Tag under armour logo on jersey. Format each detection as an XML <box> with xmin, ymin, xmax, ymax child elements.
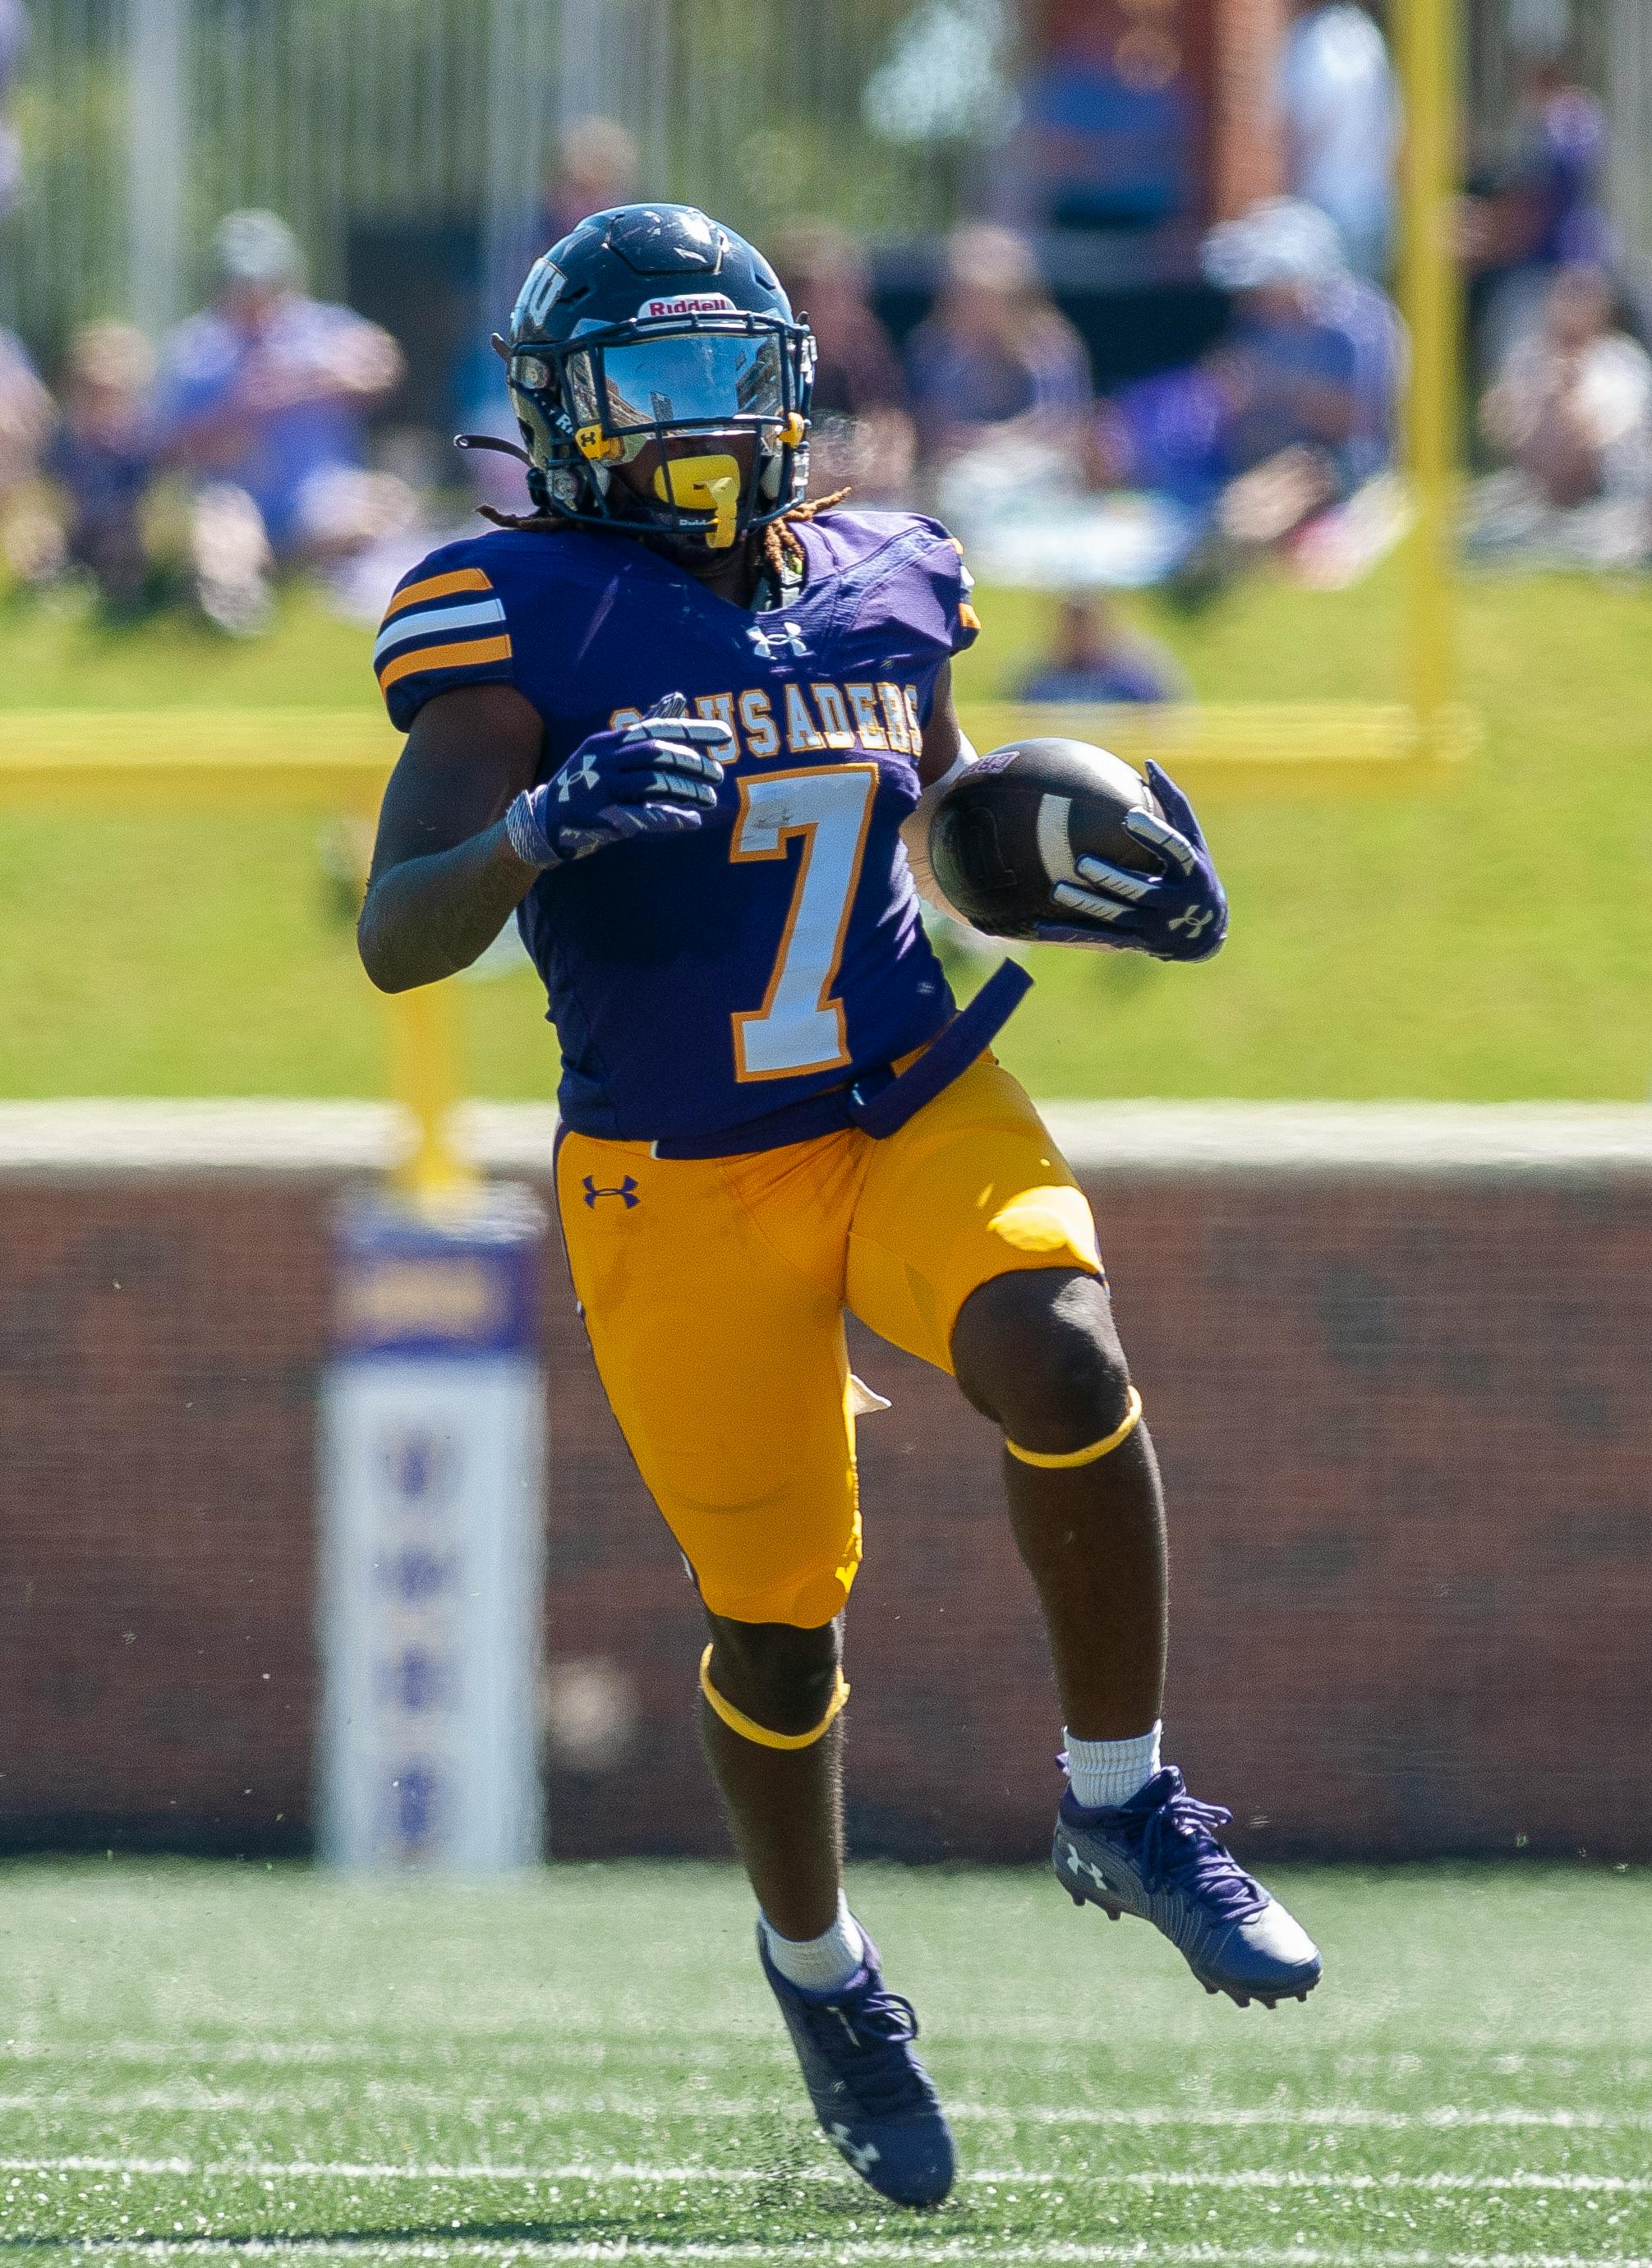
<box><xmin>828</xmin><ymin>2122</ymin><xmax>881</xmax><ymax>2174</ymax></box>
<box><xmin>582</xmin><ymin>1175</ymin><xmax>640</xmax><ymax>1209</ymax></box>
<box><xmin>1169</xmin><ymin>905</ymin><xmax>1217</xmax><ymax>942</ymax></box>
<box><xmin>747</xmin><ymin>619</ymin><xmax>809</xmax><ymax>660</ymax></box>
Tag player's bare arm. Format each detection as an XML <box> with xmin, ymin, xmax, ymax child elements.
<box><xmin>917</xmin><ymin>659</ymin><xmax>964</xmax><ymax>787</ymax></box>
<box><xmin>357</xmin><ymin>683</ymin><xmax>543</xmax><ymax>993</ymax></box>
<box><xmin>359</xmin><ymin>683</ymin><xmax>734</xmax><ymax>992</ymax></box>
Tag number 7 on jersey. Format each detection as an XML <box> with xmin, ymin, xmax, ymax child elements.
<box><xmin>730</xmin><ymin>765</ymin><xmax>878</xmax><ymax>1081</ymax></box>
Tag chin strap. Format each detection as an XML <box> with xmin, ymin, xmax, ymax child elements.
<box><xmin>699</xmin><ymin>1645</ymin><xmax>850</xmax><ymax>1750</ymax></box>
<box><xmin>1006</xmin><ymin>1387</ymin><xmax>1144</xmax><ymax>1470</ymax></box>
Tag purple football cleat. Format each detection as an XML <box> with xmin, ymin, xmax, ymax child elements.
<box><xmin>758</xmin><ymin>1923</ymin><xmax>955</xmax><ymax>2207</ymax></box>
<box><xmin>1055</xmin><ymin>1766</ymin><xmax>1323</xmax><ymax>2008</ymax></box>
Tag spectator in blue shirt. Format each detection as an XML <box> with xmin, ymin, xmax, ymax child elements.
<box><xmin>907</xmin><ymin>225</ymin><xmax>1093</xmax><ymax>467</ymax></box>
<box><xmin>156</xmin><ymin>210</ymin><xmax>405</xmax><ymax>629</ymax></box>
<box><xmin>41</xmin><ymin>320</ymin><xmax>163</xmax><ymax>610</ymax></box>
<box><xmin>1200</xmin><ymin>196</ymin><xmax>1401</xmax><ymax>490</ymax></box>
<box><xmin>159</xmin><ymin>211</ymin><xmax>404</xmax><ymax>562</ymax></box>
<box><xmin>1018</xmin><ymin>595</ymin><xmax>1189</xmax><ymax>706</ymax></box>
<box><xmin>1461</xmin><ymin>53</ymin><xmax>1615</xmax><ymax>379</ymax></box>
<box><xmin>1095</xmin><ymin>198</ymin><xmax>1403</xmax><ymax>587</ymax></box>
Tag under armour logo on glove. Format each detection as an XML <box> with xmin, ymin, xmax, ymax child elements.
<box><xmin>582</xmin><ymin>1175</ymin><xmax>640</xmax><ymax>1209</ymax></box>
<box><xmin>1035</xmin><ymin>761</ymin><xmax>1228</xmax><ymax>963</ymax></box>
<box><xmin>556</xmin><ymin>746</ymin><xmax>605</xmax><ymax>803</ymax></box>
<box><xmin>504</xmin><ymin>694</ymin><xmax>734</xmax><ymax>872</ymax></box>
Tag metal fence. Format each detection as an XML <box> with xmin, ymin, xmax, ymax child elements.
<box><xmin>1</xmin><ymin>0</ymin><xmax>1008</xmax><ymax>355</ymax></box>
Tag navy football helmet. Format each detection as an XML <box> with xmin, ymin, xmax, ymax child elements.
<box><xmin>486</xmin><ymin>204</ymin><xmax>815</xmax><ymax>553</ymax></box>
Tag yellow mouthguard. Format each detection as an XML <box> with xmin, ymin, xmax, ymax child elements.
<box><xmin>653</xmin><ymin>453</ymin><xmax>742</xmax><ymax>550</ymax></box>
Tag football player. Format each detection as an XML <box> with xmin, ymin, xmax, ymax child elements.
<box><xmin>358</xmin><ymin>205</ymin><xmax>1321</xmax><ymax>2209</ymax></box>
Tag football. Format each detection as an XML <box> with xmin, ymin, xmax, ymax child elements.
<box><xmin>929</xmin><ymin>737</ymin><xmax>1167</xmax><ymax>941</ymax></box>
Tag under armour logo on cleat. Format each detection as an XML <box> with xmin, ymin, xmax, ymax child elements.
<box><xmin>829</xmin><ymin>2122</ymin><xmax>881</xmax><ymax>2174</ymax></box>
<box><xmin>1061</xmin><ymin>1842</ymin><xmax>1119</xmax><ymax>1893</ymax></box>
<box><xmin>582</xmin><ymin>1175</ymin><xmax>640</xmax><ymax>1209</ymax></box>
<box><xmin>1169</xmin><ymin>905</ymin><xmax>1217</xmax><ymax>941</ymax></box>
<box><xmin>748</xmin><ymin>619</ymin><xmax>810</xmax><ymax>661</ymax></box>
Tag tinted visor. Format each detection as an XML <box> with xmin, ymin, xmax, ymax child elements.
<box><xmin>570</xmin><ymin>331</ymin><xmax>785</xmax><ymax>434</ymax></box>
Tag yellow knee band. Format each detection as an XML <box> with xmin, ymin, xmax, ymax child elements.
<box><xmin>698</xmin><ymin>1645</ymin><xmax>850</xmax><ymax>1750</ymax></box>
<box><xmin>1005</xmin><ymin>1385</ymin><xmax>1144</xmax><ymax>1470</ymax></box>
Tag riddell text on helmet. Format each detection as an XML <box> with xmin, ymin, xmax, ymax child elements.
<box><xmin>637</xmin><ymin>292</ymin><xmax>739</xmax><ymax>320</ymax></box>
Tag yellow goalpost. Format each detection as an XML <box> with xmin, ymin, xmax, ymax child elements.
<box><xmin>0</xmin><ymin>0</ymin><xmax>1467</xmax><ymax>1203</ymax></box>
<box><xmin>1394</xmin><ymin>0</ymin><xmax>1464</xmax><ymax>744</ymax></box>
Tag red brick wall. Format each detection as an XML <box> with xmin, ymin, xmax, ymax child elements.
<box><xmin>2</xmin><ymin>1164</ymin><xmax>1649</xmax><ymax>1863</ymax></box>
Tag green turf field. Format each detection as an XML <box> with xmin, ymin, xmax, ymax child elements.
<box><xmin>2</xmin><ymin>565</ymin><xmax>1651</xmax><ymax>1102</ymax></box>
<box><xmin>1</xmin><ymin>1861</ymin><xmax>1648</xmax><ymax>2263</ymax></box>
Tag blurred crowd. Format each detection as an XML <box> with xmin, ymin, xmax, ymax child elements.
<box><xmin>1457</xmin><ymin>44</ymin><xmax>1652</xmax><ymax>571</ymax></box>
<box><xmin>0</xmin><ymin>209</ymin><xmax>410</xmax><ymax>632</ymax></box>
<box><xmin>0</xmin><ymin>0</ymin><xmax>1646</xmax><ymax>688</ymax></box>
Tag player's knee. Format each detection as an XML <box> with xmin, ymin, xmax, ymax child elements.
<box><xmin>703</xmin><ymin>1613</ymin><xmax>844</xmax><ymax>1739</ymax></box>
<box><xmin>950</xmin><ymin>1266</ymin><xmax>1133</xmax><ymax>1456</ymax></box>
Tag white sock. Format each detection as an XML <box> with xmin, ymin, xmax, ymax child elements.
<box><xmin>761</xmin><ymin>1893</ymin><xmax>866</xmax><ymax>1994</ymax></box>
<box><xmin>1065</xmin><ymin>1721</ymin><xmax>1162</xmax><ymax>1810</ymax></box>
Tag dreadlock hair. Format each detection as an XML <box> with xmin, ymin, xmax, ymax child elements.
<box><xmin>478</xmin><ymin>487</ymin><xmax>853</xmax><ymax>583</ymax></box>
<box><xmin>761</xmin><ymin>486</ymin><xmax>851</xmax><ymax>581</ymax></box>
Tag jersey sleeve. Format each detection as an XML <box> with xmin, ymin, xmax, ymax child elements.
<box><xmin>844</xmin><ymin>511</ymin><xmax>982</xmax><ymax>678</ymax></box>
<box><xmin>909</xmin><ymin>515</ymin><xmax>981</xmax><ymax>659</ymax></box>
<box><xmin>372</xmin><ymin>541</ymin><xmax>516</xmax><ymax>731</ymax></box>
<box><xmin>948</xmin><ymin>536</ymin><xmax>982</xmax><ymax>656</ymax></box>
<box><xmin>909</xmin><ymin>514</ymin><xmax>982</xmax><ymax>659</ymax></box>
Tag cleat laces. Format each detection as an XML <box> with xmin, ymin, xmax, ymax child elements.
<box><xmin>809</xmin><ymin>1986</ymin><xmax>929</xmax><ymax>2118</ymax></box>
<box><xmin>1132</xmin><ymin>1783</ymin><xmax>1269</xmax><ymax>1925</ymax></box>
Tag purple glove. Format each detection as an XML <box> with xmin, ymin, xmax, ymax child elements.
<box><xmin>1035</xmin><ymin>761</ymin><xmax>1228</xmax><ymax>962</ymax></box>
<box><xmin>505</xmin><ymin>696</ymin><xmax>733</xmax><ymax>871</ymax></box>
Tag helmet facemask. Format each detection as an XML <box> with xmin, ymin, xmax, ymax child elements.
<box><xmin>505</xmin><ymin>310</ymin><xmax>814</xmax><ymax>553</ymax></box>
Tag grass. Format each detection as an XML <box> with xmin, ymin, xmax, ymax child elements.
<box><xmin>2</xmin><ymin>564</ymin><xmax>1651</xmax><ymax>1101</ymax></box>
<box><xmin>0</xmin><ymin>1860</ymin><xmax>1649</xmax><ymax>2263</ymax></box>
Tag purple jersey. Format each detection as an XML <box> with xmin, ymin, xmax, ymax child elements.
<box><xmin>375</xmin><ymin>509</ymin><xmax>978</xmax><ymax>1143</ymax></box>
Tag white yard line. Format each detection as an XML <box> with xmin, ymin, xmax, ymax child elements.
<box><xmin>3</xmin><ymin>2155</ymin><xmax>1649</xmax><ymax>2196</ymax></box>
<box><xmin>1</xmin><ymin>2091</ymin><xmax>1647</xmax><ymax>2133</ymax></box>
<box><xmin>6</xmin><ymin>2038</ymin><xmax>1646</xmax><ymax>2081</ymax></box>
<box><xmin>1</xmin><ymin>2238</ymin><xmax>1645</xmax><ymax>2268</ymax></box>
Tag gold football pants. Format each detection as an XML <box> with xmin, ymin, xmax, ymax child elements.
<box><xmin>556</xmin><ymin>1053</ymin><xmax>1102</xmax><ymax>1628</ymax></box>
